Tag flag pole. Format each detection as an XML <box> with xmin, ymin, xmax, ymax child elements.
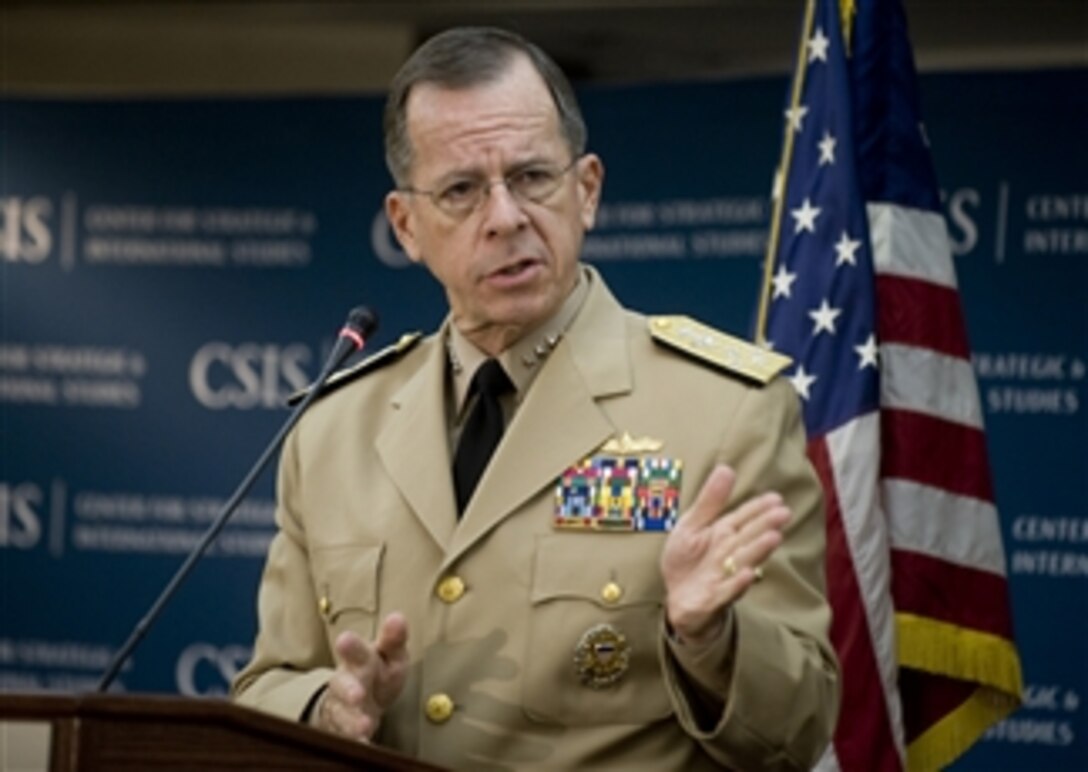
<box><xmin>755</xmin><ymin>0</ymin><xmax>819</xmax><ymax>346</ymax></box>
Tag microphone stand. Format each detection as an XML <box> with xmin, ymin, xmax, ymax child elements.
<box><xmin>96</xmin><ymin>308</ymin><xmax>377</xmax><ymax>692</ymax></box>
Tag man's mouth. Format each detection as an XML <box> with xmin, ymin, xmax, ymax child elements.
<box><xmin>499</xmin><ymin>259</ymin><xmax>534</xmax><ymax>275</ymax></box>
<box><xmin>488</xmin><ymin>258</ymin><xmax>541</xmax><ymax>279</ymax></box>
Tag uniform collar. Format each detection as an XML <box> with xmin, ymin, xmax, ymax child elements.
<box><xmin>447</xmin><ymin>266</ymin><xmax>591</xmax><ymax>416</ymax></box>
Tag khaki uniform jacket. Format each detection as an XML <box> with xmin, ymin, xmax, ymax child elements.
<box><xmin>233</xmin><ymin>271</ymin><xmax>839</xmax><ymax>771</ymax></box>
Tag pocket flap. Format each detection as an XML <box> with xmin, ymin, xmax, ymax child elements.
<box><xmin>530</xmin><ymin>534</ymin><xmax>664</xmax><ymax>607</ymax></box>
<box><xmin>311</xmin><ymin>542</ymin><xmax>384</xmax><ymax>621</ymax></box>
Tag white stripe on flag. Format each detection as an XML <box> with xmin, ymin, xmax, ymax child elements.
<box><xmin>814</xmin><ymin>743</ymin><xmax>843</xmax><ymax>772</ymax></box>
<box><xmin>826</xmin><ymin>413</ymin><xmax>907</xmax><ymax>757</ymax></box>
<box><xmin>881</xmin><ymin>343</ymin><xmax>984</xmax><ymax>429</ymax></box>
<box><xmin>884</xmin><ymin>478</ymin><xmax>1008</xmax><ymax>576</ymax></box>
<box><xmin>867</xmin><ymin>202</ymin><xmax>958</xmax><ymax>288</ymax></box>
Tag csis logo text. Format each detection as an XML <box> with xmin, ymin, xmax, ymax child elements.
<box><xmin>175</xmin><ymin>642</ymin><xmax>252</xmax><ymax>696</ymax></box>
<box><xmin>189</xmin><ymin>342</ymin><xmax>312</xmax><ymax>410</ymax></box>
<box><xmin>0</xmin><ymin>481</ymin><xmax>45</xmax><ymax>550</ymax></box>
<box><xmin>1</xmin><ymin>196</ymin><xmax>54</xmax><ymax>263</ymax></box>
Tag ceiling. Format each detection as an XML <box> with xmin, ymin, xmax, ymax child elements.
<box><xmin>2</xmin><ymin>1</ymin><xmax>1085</xmax><ymax>94</ymax></box>
<box><xmin>399</xmin><ymin>0</ymin><xmax>1088</xmax><ymax>80</ymax></box>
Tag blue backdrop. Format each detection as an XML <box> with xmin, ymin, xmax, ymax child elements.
<box><xmin>2</xmin><ymin>69</ymin><xmax>1085</xmax><ymax>769</ymax></box>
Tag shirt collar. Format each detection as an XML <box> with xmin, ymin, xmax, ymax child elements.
<box><xmin>447</xmin><ymin>266</ymin><xmax>591</xmax><ymax>415</ymax></box>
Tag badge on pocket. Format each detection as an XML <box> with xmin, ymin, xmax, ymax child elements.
<box><xmin>574</xmin><ymin>623</ymin><xmax>631</xmax><ymax>688</ymax></box>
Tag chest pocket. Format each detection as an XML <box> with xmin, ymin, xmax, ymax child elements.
<box><xmin>522</xmin><ymin>534</ymin><xmax>673</xmax><ymax>726</ymax></box>
<box><xmin>311</xmin><ymin>542</ymin><xmax>384</xmax><ymax>642</ymax></box>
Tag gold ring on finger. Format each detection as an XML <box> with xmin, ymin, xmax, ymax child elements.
<box><xmin>722</xmin><ymin>555</ymin><xmax>738</xmax><ymax>579</ymax></box>
<box><xmin>753</xmin><ymin>565</ymin><xmax>765</xmax><ymax>582</ymax></box>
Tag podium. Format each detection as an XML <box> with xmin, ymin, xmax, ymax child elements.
<box><xmin>0</xmin><ymin>693</ymin><xmax>446</xmax><ymax>771</ymax></box>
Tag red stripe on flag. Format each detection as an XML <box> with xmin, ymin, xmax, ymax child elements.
<box><xmin>891</xmin><ymin>549</ymin><xmax>1015</xmax><ymax>639</ymax></box>
<box><xmin>809</xmin><ymin>438</ymin><xmax>903</xmax><ymax>772</ymax></box>
<box><xmin>881</xmin><ymin>408</ymin><xmax>995</xmax><ymax>502</ymax></box>
<box><xmin>876</xmin><ymin>275</ymin><xmax>970</xmax><ymax>358</ymax></box>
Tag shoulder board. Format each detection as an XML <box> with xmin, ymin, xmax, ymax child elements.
<box><xmin>286</xmin><ymin>332</ymin><xmax>424</xmax><ymax>407</ymax></box>
<box><xmin>648</xmin><ymin>315</ymin><xmax>791</xmax><ymax>385</ymax></box>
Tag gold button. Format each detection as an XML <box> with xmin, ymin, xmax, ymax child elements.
<box><xmin>436</xmin><ymin>576</ymin><xmax>466</xmax><ymax>604</ymax></box>
<box><xmin>425</xmin><ymin>693</ymin><xmax>454</xmax><ymax>723</ymax></box>
<box><xmin>600</xmin><ymin>581</ymin><xmax>623</xmax><ymax>604</ymax></box>
<box><xmin>318</xmin><ymin>596</ymin><xmax>331</xmax><ymax>617</ymax></box>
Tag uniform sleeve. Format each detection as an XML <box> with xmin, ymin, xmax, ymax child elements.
<box><xmin>230</xmin><ymin>426</ymin><xmax>336</xmax><ymax>720</ymax></box>
<box><xmin>659</xmin><ymin>376</ymin><xmax>841</xmax><ymax>771</ymax></box>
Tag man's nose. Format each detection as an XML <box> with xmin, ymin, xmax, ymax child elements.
<box><xmin>481</xmin><ymin>181</ymin><xmax>529</xmax><ymax>235</ymax></box>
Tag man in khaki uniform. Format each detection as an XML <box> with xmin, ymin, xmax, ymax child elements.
<box><xmin>233</xmin><ymin>26</ymin><xmax>839</xmax><ymax>771</ymax></box>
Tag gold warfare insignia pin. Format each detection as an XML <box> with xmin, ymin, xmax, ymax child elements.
<box><xmin>599</xmin><ymin>432</ymin><xmax>664</xmax><ymax>455</ymax></box>
<box><xmin>574</xmin><ymin>623</ymin><xmax>631</xmax><ymax>689</ymax></box>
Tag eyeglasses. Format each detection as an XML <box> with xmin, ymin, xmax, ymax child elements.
<box><xmin>402</xmin><ymin>157</ymin><xmax>580</xmax><ymax>219</ymax></box>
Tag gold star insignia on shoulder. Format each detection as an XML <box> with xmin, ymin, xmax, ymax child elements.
<box><xmin>286</xmin><ymin>331</ymin><xmax>423</xmax><ymax>406</ymax></box>
<box><xmin>649</xmin><ymin>315</ymin><xmax>791</xmax><ymax>385</ymax></box>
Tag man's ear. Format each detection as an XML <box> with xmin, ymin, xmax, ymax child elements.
<box><xmin>385</xmin><ymin>191</ymin><xmax>423</xmax><ymax>264</ymax></box>
<box><xmin>576</xmin><ymin>154</ymin><xmax>605</xmax><ymax>231</ymax></box>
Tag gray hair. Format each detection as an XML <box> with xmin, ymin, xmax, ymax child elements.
<box><xmin>383</xmin><ymin>26</ymin><xmax>588</xmax><ymax>187</ymax></box>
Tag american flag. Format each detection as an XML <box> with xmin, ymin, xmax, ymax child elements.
<box><xmin>756</xmin><ymin>1</ymin><xmax>1023</xmax><ymax>769</ymax></box>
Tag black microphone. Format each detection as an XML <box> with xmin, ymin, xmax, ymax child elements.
<box><xmin>327</xmin><ymin>306</ymin><xmax>380</xmax><ymax>377</ymax></box>
<box><xmin>96</xmin><ymin>306</ymin><xmax>379</xmax><ymax>692</ymax></box>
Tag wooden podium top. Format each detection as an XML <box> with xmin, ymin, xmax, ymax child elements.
<box><xmin>0</xmin><ymin>692</ymin><xmax>447</xmax><ymax>771</ymax></box>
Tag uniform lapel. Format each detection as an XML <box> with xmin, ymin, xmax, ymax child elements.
<box><xmin>376</xmin><ymin>332</ymin><xmax>458</xmax><ymax>550</ymax></box>
<box><xmin>444</xmin><ymin>272</ymin><xmax>633</xmax><ymax>566</ymax></box>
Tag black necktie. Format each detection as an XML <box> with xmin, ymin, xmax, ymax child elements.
<box><xmin>453</xmin><ymin>359</ymin><xmax>513</xmax><ymax>515</ymax></box>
